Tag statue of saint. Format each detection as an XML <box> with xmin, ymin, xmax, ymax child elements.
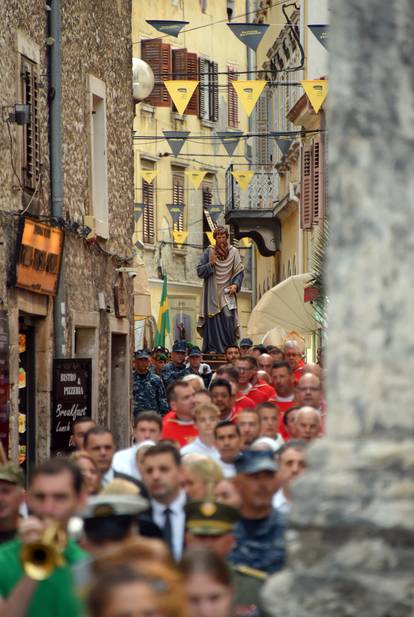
<box><xmin>197</xmin><ymin>226</ymin><xmax>244</xmax><ymax>353</ymax></box>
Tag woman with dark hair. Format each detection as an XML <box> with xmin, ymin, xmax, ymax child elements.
<box><xmin>180</xmin><ymin>547</ymin><xmax>234</xmax><ymax>617</ymax></box>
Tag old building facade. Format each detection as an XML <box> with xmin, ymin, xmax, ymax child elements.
<box><xmin>0</xmin><ymin>0</ymin><xmax>134</xmax><ymax>471</ymax></box>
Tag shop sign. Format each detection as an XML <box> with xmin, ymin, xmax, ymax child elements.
<box><xmin>51</xmin><ymin>358</ymin><xmax>91</xmax><ymax>454</ymax></box>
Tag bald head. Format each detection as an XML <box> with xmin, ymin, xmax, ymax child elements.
<box><xmin>257</xmin><ymin>353</ymin><xmax>273</xmax><ymax>376</ymax></box>
<box><xmin>301</xmin><ymin>363</ymin><xmax>322</xmax><ymax>379</ymax></box>
<box><xmin>296</xmin><ymin>373</ymin><xmax>322</xmax><ymax>408</ymax></box>
<box><xmin>294</xmin><ymin>407</ymin><xmax>321</xmax><ymax>442</ymax></box>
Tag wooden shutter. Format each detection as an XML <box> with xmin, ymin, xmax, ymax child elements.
<box><xmin>186</xmin><ymin>52</ymin><xmax>199</xmax><ymax>116</ymax></box>
<box><xmin>141</xmin><ymin>39</ymin><xmax>171</xmax><ymax>107</ymax></box>
<box><xmin>142</xmin><ymin>179</ymin><xmax>155</xmax><ymax>244</ymax></box>
<box><xmin>172</xmin><ymin>48</ymin><xmax>187</xmax><ymax>113</ymax></box>
<box><xmin>199</xmin><ymin>57</ymin><xmax>208</xmax><ymax>119</ymax></box>
<box><xmin>300</xmin><ymin>143</ymin><xmax>313</xmax><ymax>229</ymax></box>
<box><xmin>312</xmin><ymin>134</ymin><xmax>325</xmax><ymax>223</ymax></box>
<box><xmin>210</xmin><ymin>61</ymin><xmax>219</xmax><ymax>121</ymax></box>
<box><xmin>228</xmin><ymin>67</ymin><xmax>238</xmax><ymax>128</ymax></box>
<box><xmin>21</xmin><ymin>57</ymin><xmax>40</xmax><ymax>190</ymax></box>
<box><xmin>172</xmin><ymin>174</ymin><xmax>184</xmax><ymax>231</ymax></box>
<box><xmin>255</xmin><ymin>91</ymin><xmax>271</xmax><ymax>166</ymax></box>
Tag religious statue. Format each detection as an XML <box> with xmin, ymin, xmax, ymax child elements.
<box><xmin>197</xmin><ymin>226</ymin><xmax>244</xmax><ymax>353</ymax></box>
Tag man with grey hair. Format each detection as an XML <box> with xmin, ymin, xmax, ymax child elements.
<box><xmin>283</xmin><ymin>340</ymin><xmax>305</xmax><ymax>384</ymax></box>
<box><xmin>294</xmin><ymin>407</ymin><xmax>321</xmax><ymax>442</ymax></box>
<box><xmin>273</xmin><ymin>440</ymin><xmax>307</xmax><ymax>514</ymax></box>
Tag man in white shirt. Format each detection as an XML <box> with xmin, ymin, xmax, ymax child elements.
<box><xmin>181</xmin><ymin>403</ymin><xmax>220</xmax><ymax>459</ymax></box>
<box><xmin>214</xmin><ymin>420</ymin><xmax>243</xmax><ymax>478</ymax></box>
<box><xmin>112</xmin><ymin>412</ymin><xmax>162</xmax><ymax>479</ymax></box>
<box><xmin>273</xmin><ymin>439</ymin><xmax>307</xmax><ymax>514</ymax></box>
<box><xmin>140</xmin><ymin>442</ymin><xmax>186</xmax><ymax>561</ymax></box>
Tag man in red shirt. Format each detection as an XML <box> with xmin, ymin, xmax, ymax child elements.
<box><xmin>210</xmin><ymin>378</ymin><xmax>236</xmax><ymax>421</ymax></box>
<box><xmin>162</xmin><ymin>381</ymin><xmax>198</xmax><ymax>447</ymax></box>
<box><xmin>295</xmin><ymin>373</ymin><xmax>326</xmax><ymax>432</ymax></box>
<box><xmin>283</xmin><ymin>340</ymin><xmax>305</xmax><ymax>384</ymax></box>
<box><xmin>270</xmin><ymin>361</ymin><xmax>297</xmax><ymax>439</ymax></box>
<box><xmin>214</xmin><ymin>366</ymin><xmax>255</xmax><ymax>416</ymax></box>
<box><xmin>234</xmin><ymin>356</ymin><xmax>276</xmax><ymax>405</ymax></box>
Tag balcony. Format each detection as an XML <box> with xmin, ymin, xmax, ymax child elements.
<box><xmin>225</xmin><ymin>164</ymin><xmax>281</xmax><ymax>256</ymax></box>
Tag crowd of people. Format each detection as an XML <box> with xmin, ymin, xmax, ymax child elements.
<box><xmin>0</xmin><ymin>337</ymin><xmax>325</xmax><ymax>617</ymax></box>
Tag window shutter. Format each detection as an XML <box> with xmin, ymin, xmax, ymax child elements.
<box><xmin>173</xmin><ymin>174</ymin><xmax>185</xmax><ymax>231</ymax></box>
<box><xmin>21</xmin><ymin>57</ymin><xmax>40</xmax><ymax>190</ymax></box>
<box><xmin>141</xmin><ymin>39</ymin><xmax>171</xmax><ymax>107</ymax></box>
<box><xmin>228</xmin><ymin>67</ymin><xmax>238</xmax><ymax>128</ymax></box>
<box><xmin>186</xmin><ymin>52</ymin><xmax>199</xmax><ymax>116</ymax></box>
<box><xmin>300</xmin><ymin>143</ymin><xmax>313</xmax><ymax>229</ymax></box>
<box><xmin>172</xmin><ymin>48</ymin><xmax>188</xmax><ymax>113</ymax></box>
<box><xmin>199</xmin><ymin>57</ymin><xmax>208</xmax><ymax>119</ymax></box>
<box><xmin>255</xmin><ymin>91</ymin><xmax>271</xmax><ymax>166</ymax></box>
<box><xmin>210</xmin><ymin>61</ymin><xmax>219</xmax><ymax>121</ymax></box>
<box><xmin>312</xmin><ymin>134</ymin><xmax>325</xmax><ymax>223</ymax></box>
<box><xmin>142</xmin><ymin>179</ymin><xmax>155</xmax><ymax>244</ymax></box>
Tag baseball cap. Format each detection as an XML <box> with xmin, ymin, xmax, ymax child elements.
<box><xmin>185</xmin><ymin>500</ymin><xmax>240</xmax><ymax>536</ymax></box>
<box><xmin>239</xmin><ymin>338</ymin><xmax>253</xmax><ymax>348</ymax></box>
<box><xmin>234</xmin><ymin>450</ymin><xmax>277</xmax><ymax>475</ymax></box>
<box><xmin>172</xmin><ymin>341</ymin><xmax>187</xmax><ymax>353</ymax></box>
<box><xmin>0</xmin><ymin>463</ymin><xmax>25</xmax><ymax>487</ymax></box>
<box><xmin>134</xmin><ymin>349</ymin><xmax>150</xmax><ymax>360</ymax></box>
<box><xmin>189</xmin><ymin>346</ymin><xmax>202</xmax><ymax>357</ymax></box>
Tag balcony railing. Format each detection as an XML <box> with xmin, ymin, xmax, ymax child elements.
<box><xmin>225</xmin><ymin>164</ymin><xmax>279</xmax><ymax>212</ymax></box>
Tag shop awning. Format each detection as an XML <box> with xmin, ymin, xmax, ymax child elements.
<box><xmin>247</xmin><ymin>273</ymin><xmax>319</xmax><ymax>341</ymax></box>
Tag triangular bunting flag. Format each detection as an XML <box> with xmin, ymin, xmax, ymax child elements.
<box><xmin>164</xmin><ymin>81</ymin><xmax>199</xmax><ymax>115</ymax></box>
<box><xmin>274</xmin><ymin>138</ymin><xmax>293</xmax><ymax>157</ymax></box>
<box><xmin>167</xmin><ymin>203</ymin><xmax>184</xmax><ymax>225</ymax></box>
<box><xmin>140</xmin><ymin>170</ymin><xmax>158</xmax><ymax>184</ymax></box>
<box><xmin>163</xmin><ymin>131</ymin><xmax>190</xmax><ymax>156</ymax></box>
<box><xmin>185</xmin><ymin>169</ymin><xmax>207</xmax><ymax>190</ymax></box>
<box><xmin>308</xmin><ymin>25</ymin><xmax>328</xmax><ymax>50</ymax></box>
<box><xmin>231</xmin><ymin>170</ymin><xmax>254</xmax><ymax>192</ymax></box>
<box><xmin>216</xmin><ymin>131</ymin><xmax>244</xmax><ymax>156</ymax></box>
<box><xmin>231</xmin><ymin>80</ymin><xmax>267</xmax><ymax>116</ymax></box>
<box><xmin>146</xmin><ymin>20</ymin><xmax>189</xmax><ymax>37</ymax></box>
<box><xmin>206</xmin><ymin>231</ymin><xmax>216</xmax><ymax>246</ymax></box>
<box><xmin>133</xmin><ymin>203</ymin><xmax>145</xmax><ymax>222</ymax></box>
<box><xmin>172</xmin><ymin>230</ymin><xmax>188</xmax><ymax>246</ymax></box>
<box><xmin>301</xmin><ymin>80</ymin><xmax>329</xmax><ymax>113</ymax></box>
<box><xmin>227</xmin><ymin>23</ymin><xmax>269</xmax><ymax>51</ymax></box>
<box><xmin>205</xmin><ymin>204</ymin><xmax>224</xmax><ymax>224</ymax></box>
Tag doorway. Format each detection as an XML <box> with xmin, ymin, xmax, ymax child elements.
<box><xmin>109</xmin><ymin>333</ymin><xmax>129</xmax><ymax>449</ymax></box>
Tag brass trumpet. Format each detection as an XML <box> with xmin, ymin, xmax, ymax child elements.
<box><xmin>21</xmin><ymin>521</ymin><xmax>67</xmax><ymax>581</ymax></box>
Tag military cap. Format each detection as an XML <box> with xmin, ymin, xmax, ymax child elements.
<box><xmin>235</xmin><ymin>450</ymin><xmax>277</xmax><ymax>475</ymax></box>
<box><xmin>153</xmin><ymin>345</ymin><xmax>169</xmax><ymax>355</ymax></box>
<box><xmin>154</xmin><ymin>353</ymin><xmax>167</xmax><ymax>361</ymax></box>
<box><xmin>134</xmin><ymin>349</ymin><xmax>150</xmax><ymax>360</ymax></box>
<box><xmin>172</xmin><ymin>341</ymin><xmax>187</xmax><ymax>353</ymax></box>
<box><xmin>80</xmin><ymin>493</ymin><xmax>148</xmax><ymax>519</ymax></box>
<box><xmin>188</xmin><ymin>346</ymin><xmax>202</xmax><ymax>357</ymax></box>
<box><xmin>185</xmin><ymin>500</ymin><xmax>240</xmax><ymax>536</ymax></box>
<box><xmin>239</xmin><ymin>338</ymin><xmax>253</xmax><ymax>348</ymax></box>
<box><xmin>0</xmin><ymin>462</ymin><xmax>24</xmax><ymax>487</ymax></box>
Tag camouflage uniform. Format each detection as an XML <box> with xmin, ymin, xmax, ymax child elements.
<box><xmin>232</xmin><ymin>565</ymin><xmax>270</xmax><ymax>617</ymax></box>
<box><xmin>133</xmin><ymin>370</ymin><xmax>169</xmax><ymax>417</ymax></box>
<box><xmin>161</xmin><ymin>362</ymin><xmax>191</xmax><ymax>389</ymax></box>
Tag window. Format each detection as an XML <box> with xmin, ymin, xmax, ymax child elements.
<box><xmin>171</xmin><ymin>49</ymin><xmax>199</xmax><ymax>115</ymax></box>
<box><xmin>300</xmin><ymin>136</ymin><xmax>325</xmax><ymax>229</ymax></box>
<box><xmin>142</xmin><ymin>173</ymin><xmax>155</xmax><ymax>244</ymax></box>
<box><xmin>227</xmin><ymin>66</ymin><xmax>239</xmax><ymax>128</ymax></box>
<box><xmin>254</xmin><ymin>90</ymin><xmax>272</xmax><ymax>166</ymax></box>
<box><xmin>21</xmin><ymin>57</ymin><xmax>40</xmax><ymax>191</ymax></box>
<box><xmin>172</xmin><ymin>173</ymin><xmax>185</xmax><ymax>231</ymax></box>
<box><xmin>141</xmin><ymin>39</ymin><xmax>171</xmax><ymax>107</ymax></box>
<box><xmin>89</xmin><ymin>75</ymin><xmax>108</xmax><ymax>238</ymax></box>
<box><xmin>199</xmin><ymin>58</ymin><xmax>218</xmax><ymax>122</ymax></box>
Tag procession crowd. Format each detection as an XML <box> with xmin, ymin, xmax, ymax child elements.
<box><xmin>0</xmin><ymin>337</ymin><xmax>325</xmax><ymax>617</ymax></box>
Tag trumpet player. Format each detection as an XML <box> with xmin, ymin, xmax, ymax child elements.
<box><xmin>0</xmin><ymin>458</ymin><xmax>88</xmax><ymax>617</ymax></box>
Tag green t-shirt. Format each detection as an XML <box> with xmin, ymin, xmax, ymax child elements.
<box><xmin>0</xmin><ymin>537</ymin><xmax>87</xmax><ymax>617</ymax></box>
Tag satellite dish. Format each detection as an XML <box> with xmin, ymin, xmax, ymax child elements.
<box><xmin>132</xmin><ymin>58</ymin><xmax>155</xmax><ymax>102</ymax></box>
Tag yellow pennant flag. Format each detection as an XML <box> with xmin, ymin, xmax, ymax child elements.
<box><xmin>206</xmin><ymin>231</ymin><xmax>216</xmax><ymax>246</ymax></box>
<box><xmin>140</xmin><ymin>170</ymin><xmax>158</xmax><ymax>184</ymax></box>
<box><xmin>231</xmin><ymin>170</ymin><xmax>254</xmax><ymax>192</ymax></box>
<box><xmin>164</xmin><ymin>80</ymin><xmax>199</xmax><ymax>115</ymax></box>
<box><xmin>232</xmin><ymin>80</ymin><xmax>267</xmax><ymax>116</ymax></box>
<box><xmin>301</xmin><ymin>80</ymin><xmax>328</xmax><ymax>113</ymax></box>
<box><xmin>172</xmin><ymin>230</ymin><xmax>188</xmax><ymax>246</ymax></box>
<box><xmin>185</xmin><ymin>169</ymin><xmax>207</xmax><ymax>190</ymax></box>
<box><xmin>240</xmin><ymin>236</ymin><xmax>252</xmax><ymax>248</ymax></box>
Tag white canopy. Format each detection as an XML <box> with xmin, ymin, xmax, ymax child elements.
<box><xmin>247</xmin><ymin>273</ymin><xmax>319</xmax><ymax>341</ymax></box>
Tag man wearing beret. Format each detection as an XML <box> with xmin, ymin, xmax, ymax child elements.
<box><xmin>229</xmin><ymin>450</ymin><xmax>285</xmax><ymax>575</ymax></box>
<box><xmin>133</xmin><ymin>349</ymin><xmax>169</xmax><ymax>417</ymax></box>
<box><xmin>161</xmin><ymin>341</ymin><xmax>192</xmax><ymax>389</ymax></box>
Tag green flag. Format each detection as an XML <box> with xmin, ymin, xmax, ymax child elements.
<box><xmin>154</xmin><ymin>276</ymin><xmax>170</xmax><ymax>347</ymax></box>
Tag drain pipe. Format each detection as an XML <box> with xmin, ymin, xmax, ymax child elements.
<box><xmin>48</xmin><ymin>0</ymin><xmax>65</xmax><ymax>357</ymax></box>
<box><xmin>246</xmin><ymin>0</ymin><xmax>257</xmax><ymax>307</ymax></box>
